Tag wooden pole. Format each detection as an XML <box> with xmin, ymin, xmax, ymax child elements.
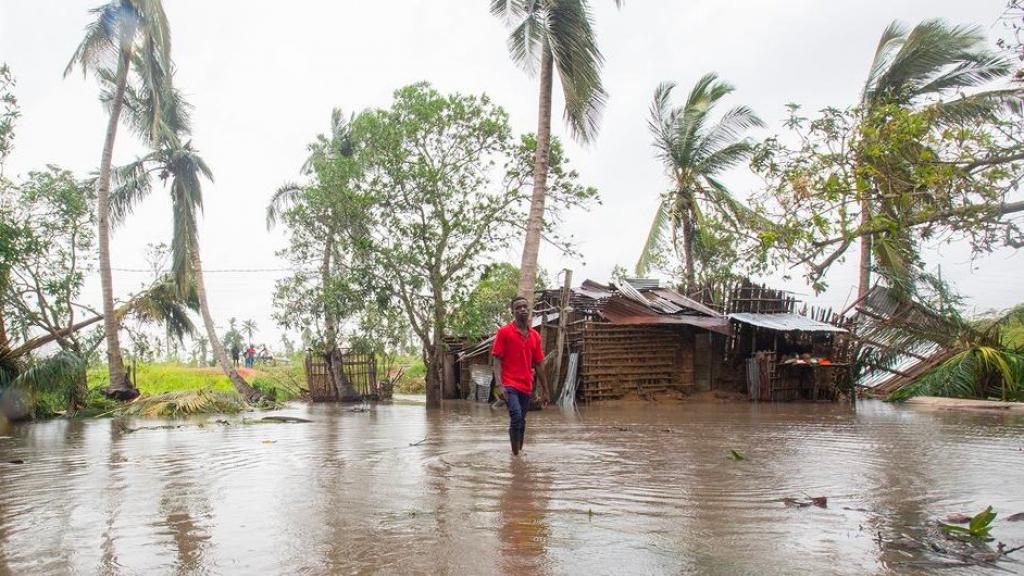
<box><xmin>551</xmin><ymin>269</ymin><xmax>573</xmax><ymax>401</ymax></box>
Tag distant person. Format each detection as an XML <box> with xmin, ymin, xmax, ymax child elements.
<box><xmin>244</xmin><ymin>345</ymin><xmax>255</xmax><ymax>368</ymax></box>
<box><xmin>491</xmin><ymin>296</ymin><xmax>546</xmax><ymax>456</ymax></box>
<box><xmin>230</xmin><ymin>342</ymin><xmax>240</xmax><ymax>367</ymax></box>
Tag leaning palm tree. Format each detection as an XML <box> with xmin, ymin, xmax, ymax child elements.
<box><xmin>635</xmin><ymin>74</ymin><xmax>764</xmax><ymax>289</ymax></box>
<box><xmin>110</xmin><ymin>139</ymin><xmax>264</xmax><ymax>402</ymax></box>
<box><xmin>490</xmin><ymin>0</ymin><xmax>622</xmax><ymax>301</ymax></box>
<box><xmin>854</xmin><ymin>19</ymin><xmax>1018</xmax><ymax>298</ymax></box>
<box><xmin>65</xmin><ymin>0</ymin><xmax>172</xmax><ymax>397</ymax></box>
<box><xmin>106</xmin><ymin>77</ymin><xmax>264</xmax><ymax>401</ymax></box>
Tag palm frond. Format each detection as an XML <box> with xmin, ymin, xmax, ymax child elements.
<box><xmin>648</xmin><ymin>81</ymin><xmax>680</xmax><ymax>168</ymax></box>
<box><xmin>4</xmin><ymin>350</ymin><xmax>85</xmax><ymax>395</ymax></box>
<box><xmin>927</xmin><ymin>88</ymin><xmax>1024</xmax><ymax>124</ymax></box>
<box><xmin>635</xmin><ymin>197</ymin><xmax>670</xmax><ymax>276</ymax></box>
<box><xmin>266</xmin><ymin>183</ymin><xmax>305</xmax><ymax>231</ymax></box>
<box><xmin>548</xmin><ymin>0</ymin><xmax>608</xmax><ymax>143</ymax></box>
<box><xmin>128</xmin><ymin>275</ymin><xmax>198</xmax><ymax>341</ymax></box>
<box><xmin>862</xmin><ymin>21</ymin><xmax>908</xmax><ymax>104</ymax></box>
<box><xmin>866</xmin><ymin>19</ymin><xmax>1008</xmax><ymax>107</ymax></box>
<box><xmin>507</xmin><ymin>10</ymin><xmax>547</xmax><ymax>74</ymax></box>
<box><xmin>115</xmin><ymin>388</ymin><xmax>248</xmax><ymax>417</ymax></box>
<box><xmin>108</xmin><ymin>154</ymin><xmax>156</xmax><ymax>227</ymax></box>
<box><xmin>64</xmin><ymin>3</ymin><xmax>122</xmax><ymax>77</ymax></box>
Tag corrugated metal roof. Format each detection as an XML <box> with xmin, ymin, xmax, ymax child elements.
<box><xmin>729</xmin><ymin>312</ymin><xmax>848</xmax><ymax>333</ymax></box>
<box><xmin>600</xmin><ymin>295</ymin><xmax>731</xmax><ymax>335</ymax></box>
<box><xmin>649</xmin><ymin>288</ymin><xmax>723</xmax><ymax>318</ymax></box>
<box><xmin>625</xmin><ymin>278</ymin><xmax>660</xmax><ymax>290</ymax></box>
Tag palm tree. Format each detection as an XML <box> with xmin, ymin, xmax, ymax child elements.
<box><xmin>490</xmin><ymin>0</ymin><xmax>622</xmax><ymax>302</ymax></box>
<box><xmin>267</xmin><ymin>109</ymin><xmax>362</xmax><ymax>402</ymax></box>
<box><xmin>635</xmin><ymin>74</ymin><xmax>764</xmax><ymax>289</ymax></box>
<box><xmin>241</xmin><ymin>319</ymin><xmax>257</xmax><ymax>346</ymax></box>
<box><xmin>65</xmin><ymin>0</ymin><xmax>172</xmax><ymax>397</ymax></box>
<box><xmin>110</xmin><ymin>138</ymin><xmax>264</xmax><ymax>402</ymax></box>
<box><xmin>854</xmin><ymin>20</ymin><xmax>1018</xmax><ymax>297</ymax></box>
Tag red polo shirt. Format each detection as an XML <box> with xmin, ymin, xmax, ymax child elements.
<box><xmin>491</xmin><ymin>322</ymin><xmax>545</xmax><ymax>394</ymax></box>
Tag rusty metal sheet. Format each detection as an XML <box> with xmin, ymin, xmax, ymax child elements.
<box><xmin>600</xmin><ymin>296</ymin><xmax>731</xmax><ymax>334</ymax></box>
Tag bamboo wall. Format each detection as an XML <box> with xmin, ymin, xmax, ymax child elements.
<box><xmin>579</xmin><ymin>323</ymin><xmax>695</xmax><ymax>401</ymax></box>
<box><xmin>305</xmin><ymin>351</ymin><xmax>379</xmax><ymax>402</ymax></box>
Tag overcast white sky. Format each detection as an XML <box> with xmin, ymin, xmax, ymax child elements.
<box><xmin>1</xmin><ymin>0</ymin><xmax>1022</xmax><ymax>350</ymax></box>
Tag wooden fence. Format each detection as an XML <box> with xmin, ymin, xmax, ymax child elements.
<box><xmin>304</xmin><ymin>350</ymin><xmax>379</xmax><ymax>402</ymax></box>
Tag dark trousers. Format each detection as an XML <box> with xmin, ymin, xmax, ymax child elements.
<box><xmin>505</xmin><ymin>387</ymin><xmax>531</xmax><ymax>447</ymax></box>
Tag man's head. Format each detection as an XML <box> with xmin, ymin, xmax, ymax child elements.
<box><xmin>510</xmin><ymin>296</ymin><xmax>530</xmax><ymax>325</ymax></box>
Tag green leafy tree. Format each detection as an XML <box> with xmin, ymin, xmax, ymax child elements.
<box><xmin>635</xmin><ymin>73</ymin><xmax>764</xmax><ymax>288</ymax></box>
<box><xmin>352</xmin><ymin>83</ymin><xmax>596</xmax><ymax>407</ymax></box>
<box><xmin>753</xmin><ymin>20</ymin><xmax>1024</xmax><ymax>294</ymax></box>
<box><xmin>490</xmin><ymin>0</ymin><xmax>621</xmax><ymax>301</ymax></box>
<box><xmin>65</xmin><ymin>0</ymin><xmax>173</xmax><ymax>397</ymax></box>
<box><xmin>449</xmin><ymin>263</ymin><xmax>522</xmax><ymax>337</ymax></box>
<box><xmin>269</xmin><ymin>109</ymin><xmax>365</xmax><ymax>402</ymax></box>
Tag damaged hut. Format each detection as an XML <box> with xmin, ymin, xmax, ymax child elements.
<box><xmin>708</xmin><ymin>282</ymin><xmax>853</xmax><ymax>402</ymax></box>
<box><xmin>450</xmin><ymin>279</ymin><xmax>731</xmax><ymax>404</ymax></box>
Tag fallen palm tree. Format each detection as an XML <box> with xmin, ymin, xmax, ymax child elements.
<box><xmin>851</xmin><ymin>283</ymin><xmax>1023</xmax><ymax>402</ymax></box>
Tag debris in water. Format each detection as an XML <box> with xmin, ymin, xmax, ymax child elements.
<box><xmin>259</xmin><ymin>416</ymin><xmax>313</xmax><ymax>423</ymax></box>
<box><xmin>5</xmin><ymin>459</ymin><xmax>24</xmax><ymax>465</ymax></box>
<box><xmin>945</xmin><ymin>513</ymin><xmax>972</xmax><ymax>524</ymax></box>
<box><xmin>783</xmin><ymin>496</ymin><xmax>827</xmax><ymax>508</ymax></box>
<box><xmin>261</xmin><ymin>440</ymin><xmax>277</xmax><ymax>444</ymax></box>
<box><xmin>1005</xmin><ymin>512</ymin><xmax>1024</xmax><ymax>522</ymax></box>
<box><xmin>728</xmin><ymin>449</ymin><xmax>745</xmax><ymax>461</ymax></box>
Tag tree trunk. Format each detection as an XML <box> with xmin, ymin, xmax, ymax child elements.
<box><xmin>97</xmin><ymin>47</ymin><xmax>133</xmax><ymax>395</ymax></box>
<box><xmin>190</xmin><ymin>238</ymin><xmax>264</xmax><ymax>402</ymax></box>
<box><xmin>681</xmin><ymin>201</ymin><xmax>697</xmax><ymax>291</ymax></box>
<box><xmin>425</xmin><ymin>341</ymin><xmax>443</xmax><ymax>409</ymax></box>
<box><xmin>517</xmin><ymin>43</ymin><xmax>554</xmax><ymax>304</ymax></box>
<box><xmin>857</xmin><ymin>191</ymin><xmax>872</xmax><ymax>299</ymax></box>
<box><xmin>321</xmin><ymin>242</ymin><xmax>360</xmax><ymax>402</ymax></box>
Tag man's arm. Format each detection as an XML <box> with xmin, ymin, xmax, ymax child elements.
<box><xmin>534</xmin><ymin>359</ymin><xmax>548</xmax><ymax>399</ymax></box>
<box><xmin>492</xmin><ymin>356</ymin><xmax>506</xmax><ymax>400</ymax></box>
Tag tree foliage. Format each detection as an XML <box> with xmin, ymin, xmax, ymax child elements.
<box><xmin>752</xmin><ymin>102</ymin><xmax>1024</xmax><ymax>293</ymax></box>
<box><xmin>272</xmin><ymin>83</ymin><xmax>596</xmax><ymax>406</ymax></box>
<box><xmin>635</xmin><ymin>73</ymin><xmax>764</xmax><ymax>288</ymax></box>
<box><xmin>751</xmin><ymin>20</ymin><xmax>1024</xmax><ymax>293</ymax></box>
<box><xmin>352</xmin><ymin>84</ymin><xmax>595</xmax><ymax>402</ymax></box>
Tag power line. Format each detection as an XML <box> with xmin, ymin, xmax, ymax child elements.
<box><xmin>110</xmin><ymin>267</ymin><xmax>310</xmax><ymax>273</ymax></box>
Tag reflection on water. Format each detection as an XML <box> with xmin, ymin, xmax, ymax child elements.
<box><xmin>0</xmin><ymin>399</ymin><xmax>1022</xmax><ymax>575</ymax></box>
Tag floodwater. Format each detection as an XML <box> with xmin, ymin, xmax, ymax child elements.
<box><xmin>1</xmin><ymin>398</ymin><xmax>1023</xmax><ymax>576</ymax></box>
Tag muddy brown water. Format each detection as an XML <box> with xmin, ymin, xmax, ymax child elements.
<box><xmin>1</xmin><ymin>398</ymin><xmax>1023</xmax><ymax>575</ymax></box>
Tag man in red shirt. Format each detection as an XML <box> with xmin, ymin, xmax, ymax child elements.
<box><xmin>491</xmin><ymin>296</ymin><xmax>546</xmax><ymax>456</ymax></box>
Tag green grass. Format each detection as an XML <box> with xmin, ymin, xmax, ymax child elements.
<box><xmin>395</xmin><ymin>355</ymin><xmax>426</xmax><ymax>394</ymax></box>
<box><xmin>87</xmin><ymin>361</ymin><xmax>305</xmax><ymax>401</ymax></box>
<box><xmin>88</xmin><ymin>363</ymin><xmax>235</xmax><ymax>394</ymax></box>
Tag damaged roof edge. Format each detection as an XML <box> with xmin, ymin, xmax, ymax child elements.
<box><xmin>728</xmin><ymin>312</ymin><xmax>848</xmax><ymax>333</ymax></box>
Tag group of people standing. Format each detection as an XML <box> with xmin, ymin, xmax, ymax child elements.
<box><xmin>230</xmin><ymin>343</ymin><xmax>270</xmax><ymax>368</ymax></box>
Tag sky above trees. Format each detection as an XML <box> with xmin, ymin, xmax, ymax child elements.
<box><xmin>0</xmin><ymin>0</ymin><xmax>1019</xmax><ymax>346</ymax></box>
